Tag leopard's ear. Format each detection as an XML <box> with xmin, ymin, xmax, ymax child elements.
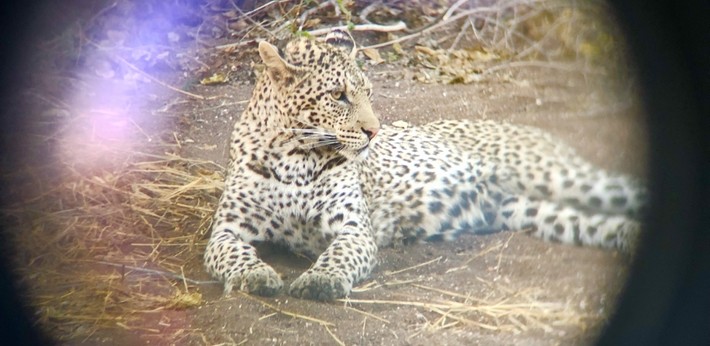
<box><xmin>258</xmin><ymin>41</ymin><xmax>301</xmax><ymax>87</ymax></box>
<box><xmin>323</xmin><ymin>29</ymin><xmax>356</xmax><ymax>59</ymax></box>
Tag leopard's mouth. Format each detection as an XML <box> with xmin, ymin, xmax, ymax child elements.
<box><xmin>325</xmin><ymin>138</ymin><xmax>369</xmax><ymax>153</ymax></box>
<box><xmin>354</xmin><ymin>141</ymin><xmax>373</xmax><ymax>160</ymax></box>
<box><xmin>324</xmin><ymin>141</ymin><xmax>370</xmax><ymax>160</ymax></box>
<box><xmin>356</xmin><ymin>143</ymin><xmax>369</xmax><ymax>154</ymax></box>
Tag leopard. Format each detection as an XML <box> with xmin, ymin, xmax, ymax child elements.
<box><xmin>204</xmin><ymin>30</ymin><xmax>646</xmax><ymax>301</ymax></box>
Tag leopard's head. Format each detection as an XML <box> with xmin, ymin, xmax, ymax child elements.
<box><xmin>258</xmin><ymin>30</ymin><xmax>380</xmax><ymax>160</ymax></box>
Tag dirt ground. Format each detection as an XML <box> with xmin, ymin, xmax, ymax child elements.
<box><xmin>118</xmin><ymin>65</ymin><xmax>642</xmax><ymax>345</ymax></box>
<box><xmin>3</xmin><ymin>3</ymin><xmax>649</xmax><ymax>345</ymax></box>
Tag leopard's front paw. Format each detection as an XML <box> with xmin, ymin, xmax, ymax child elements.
<box><xmin>288</xmin><ymin>271</ymin><xmax>350</xmax><ymax>301</ymax></box>
<box><xmin>225</xmin><ymin>264</ymin><xmax>283</xmax><ymax>297</ymax></box>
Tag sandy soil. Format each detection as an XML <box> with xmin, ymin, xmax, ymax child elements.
<box><xmin>139</xmin><ymin>64</ymin><xmax>645</xmax><ymax>345</ymax></box>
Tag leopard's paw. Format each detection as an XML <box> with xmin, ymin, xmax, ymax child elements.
<box><xmin>225</xmin><ymin>264</ymin><xmax>283</xmax><ymax>297</ymax></box>
<box><xmin>288</xmin><ymin>271</ymin><xmax>350</xmax><ymax>301</ymax></box>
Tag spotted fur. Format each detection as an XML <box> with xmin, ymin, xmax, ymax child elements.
<box><xmin>204</xmin><ymin>31</ymin><xmax>645</xmax><ymax>301</ymax></box>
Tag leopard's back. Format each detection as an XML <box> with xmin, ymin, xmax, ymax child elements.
<box><xmin>364</xmin><ymin>120</ymin><xmax>645</xmax><ymax>251</ymax></box>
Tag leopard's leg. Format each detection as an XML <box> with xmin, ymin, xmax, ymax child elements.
<box><xmin>288</xmin><ymin>228</ymin><xmax>377</xmax><ymax>301</ymax></box>
<box><xmin>494</xmin><ymin>195</ymin><xmax>640</xmax><ymax>252</ymax></box>
<box><xmin>205</xmin><ymin>232</ymin><xmax>283</xmax><ymax>296</ymax></box>
<box><xmin>288</xmin><ymin>182</ymin><xmax>377</xmax><ymax>301</ymax></box>
<box><xmin>204</xmin><ymin>186</ymin><xmax>283</xmax><ymax>297</ymax></box>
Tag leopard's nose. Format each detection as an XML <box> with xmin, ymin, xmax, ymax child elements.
<box><xmin>362</xmin><ymin>127</ymin><xmax>378</xmax><ymax>140</ymax></box>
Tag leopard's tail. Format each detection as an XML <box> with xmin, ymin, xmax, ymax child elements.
<box><xmin>493</xmin><ymin>194</ymin><xmax>641</xmax><ymax>253</ymax></box>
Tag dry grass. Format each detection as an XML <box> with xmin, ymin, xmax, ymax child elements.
<box><xmin>343</xmin><ymin>244</ymin><xmax>593</xmax><ymax>338</ymax></box>
<box><xmin>2</xmin><ymin>133</ymin><xmax>222</xmax><ymax>340</ymax></box>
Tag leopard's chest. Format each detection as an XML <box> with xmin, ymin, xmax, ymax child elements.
<box><xmin>236</xmin><ymin>153</ymin><xmax>365</xmax><ymax>252</ymax></box>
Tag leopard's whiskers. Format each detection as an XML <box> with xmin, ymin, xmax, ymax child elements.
<box><xmin>278</xmin><ymin>127</ymin><xmax>341</xmax><ymax>150</ymax></box>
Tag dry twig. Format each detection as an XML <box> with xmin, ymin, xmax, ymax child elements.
<box><xmin>237</xmin><ymin>292</ymin><xmax>334</xmax><ymax>327</ymax></box>
<box><xmin>308</xmin><ymin>21</ymin><xmax>408</xmax><ymax>37</ymax></box>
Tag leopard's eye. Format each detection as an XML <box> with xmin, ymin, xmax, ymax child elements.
<box><xmin>330</xmin><ymin>90</ymin><xmax>347</xmax><ymax>102</ymax></box>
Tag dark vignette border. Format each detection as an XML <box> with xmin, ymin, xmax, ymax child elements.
<box><xmin>600</xmin><ymin>0</ymin><xmax>710</xmax><ymax>345</ymax></box>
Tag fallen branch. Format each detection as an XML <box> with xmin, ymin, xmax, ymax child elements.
<box><xmin>361</xmin><ymin>7</ymin><xmax>498</xmax><ymax>50</ymax></box>
<box><xmin>308</xmin><ymin>21</ymin><xmax>408</xmax><ymax>37</ymax></box>
<box><xmin>217</xmin><ymin>21</ymin><xmax>407</xmax><ymax>50</ymax></box>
